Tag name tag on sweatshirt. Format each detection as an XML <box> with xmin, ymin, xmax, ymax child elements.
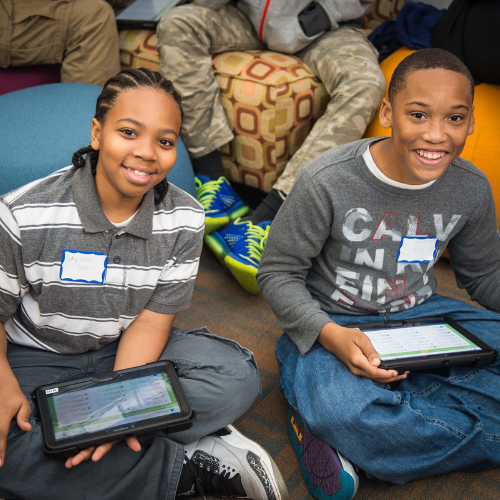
<box><xmin>60</xmin><ymin>250</ymin><xmax>108</xmax><ymax>283</ymax></box>
<box><xmin>397</xmin><ymin>237</ymin><xmax>438</xmax><ymax>263</ymax></box>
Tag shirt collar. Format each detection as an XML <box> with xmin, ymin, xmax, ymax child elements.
<box><xmin>72</xmin><ymin>157</ymin><xmax>154</xmax><ymax>240</ymax></box>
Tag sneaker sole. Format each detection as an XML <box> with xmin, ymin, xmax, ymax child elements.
<box><xmin>223</xmin><ymin>425</ymin><xmax>289</xmax><ymax>500</ymax></box>
<box><xmin>228</xmin><ymin>203</ymin><xmax>249</xmax><ymax>221</ymax></box>
<box><xmin>204</xmin><ymin>215</ymin><xmax>230</xmax><ymax>234</ymax></box>
<box><xmin>224</xmin><ymin>254</ymin><xmax>260</xmax><ymax>294</ymax></box>
<box><xmin>287</xmin><ymin>407</ymin><xmax>358</xmax><ymax>500</ymax></box>
<box><xmin>204</xmin><ymin>232</ymin><xmax>230</xmax><ymax>265</ymax></box>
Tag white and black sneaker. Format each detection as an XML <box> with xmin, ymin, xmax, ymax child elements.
<box><xmin>179</xmin><ymin>425</ymin><xmax>289</xmax><ymax>500</ymax></box>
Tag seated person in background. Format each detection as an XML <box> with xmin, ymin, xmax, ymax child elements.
<box><xmin>156</xmin><ymin>0</ymin><xmax>385</xmax><ymax>293</ymax></box>
<box><xmin>0</xmin><ymin>0</ymin><xmax>122</xmax><ymax>85</ymax></box>
<box><xmin>432</xmin><ymin>0</ymin><xmax>500</xmax><ymax>85</ymax></box>
<box><xmin>257</xmin><ymin>48</ymin><xmax>500</xmax><ymax>499</ymax></box>
<box><xmin>0</xmin><ymin>68</ymin><xmax>288</xmax><ymax>500</ymax></box>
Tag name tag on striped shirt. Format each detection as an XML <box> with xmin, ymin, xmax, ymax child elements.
<box><xmin>60</xmin><ymin>250</ymin><xmax>108</xmax><ymax>283</ymax></box>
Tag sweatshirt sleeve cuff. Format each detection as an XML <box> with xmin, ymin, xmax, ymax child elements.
<box><xmin>295</xmin><ymin>311</ymin><xmax>333</xmax><ymax>355</ymax></box>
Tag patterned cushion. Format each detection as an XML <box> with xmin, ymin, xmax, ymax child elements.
<box><xmin>119</xmin><ymin>30</ymin><xmax>160</xmax><ymax>71</ymax></box>
<box><xmin>118</xmin><ymin>31</ymin><xmax>328</xmax><ymax>192</ymax></box>
<box><xmin>213</xmin><ymin>51</ymin><xmax>328</xmax><ymax>191</ymax></box>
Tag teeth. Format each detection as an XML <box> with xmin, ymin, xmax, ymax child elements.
<box><xmin>416</xmin><ymin>150</ymin><xmax>446</xmax><ymax>160</ymax></box>
<box><xmin>126</xmin><ymin>167</ymin><xmax>150</xmax><ymax>176</ymax></box>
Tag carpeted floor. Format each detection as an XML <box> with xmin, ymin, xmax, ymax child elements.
<box><xmin>175</xmin><ymin>248</ymin><xmax>500</xmax><ymax>500</ymax></box>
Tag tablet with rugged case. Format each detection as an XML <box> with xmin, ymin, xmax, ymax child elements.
<box><xmin>346</xmin><ymin>316</ymin><xmax>497</xmax><ymax>374</ymax></box>
<box><xmin>35</xmin><ymin>361</ymin><xmax>194</xmax><ymax>459</ymax></box>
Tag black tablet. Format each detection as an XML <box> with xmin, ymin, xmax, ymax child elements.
<box><xmin>347</xmin><ymin>316</ymin><xmax>497</xmax><ymax>374</ymax></box>
<box><xmin>35</xmin><ymin>361</ymin><xmax>194</xmax><ymax>458</ymax></box>
<box><xmin>115</xmin><ymin>0</ymin><xmax>184</xmax><ymax>29</ymax></box>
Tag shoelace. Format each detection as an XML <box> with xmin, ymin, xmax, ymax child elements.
<box><xmin>238</xmin><ymin>223</ymin><xmax>270</xmax><ymax>265</ymax></box>
<box><xmin>196</xmin><ymin>178</ymin><xmax>224</xmax><ymax>212</ymax></box>
<box><xmin>187</xmin><ymin>459</ymin><xmax>244</xmax><ymax>497</ymax></box>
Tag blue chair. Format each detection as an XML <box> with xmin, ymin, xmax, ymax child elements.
<box><xmin>0</xmin><ymin>83</ymin><xmax>196</xmax><ymax>197</ymax></box>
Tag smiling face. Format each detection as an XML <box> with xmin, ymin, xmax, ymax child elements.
<box><xmin>90</xmin><ymin>87</ymin><xmax>182</xmax><ymax>209</ymax></box>
<box><xmin>375</xmin><ymin>68</ymin><xmax>475</xmax><ymax>185</ymax></box>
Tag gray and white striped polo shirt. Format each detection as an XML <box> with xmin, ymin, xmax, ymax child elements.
<box><xmin>0</xmin><ymin>163</ymin><xmax>204</xmax><ymax>354</ymax></box>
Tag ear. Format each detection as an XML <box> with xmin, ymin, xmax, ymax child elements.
<box><xmin>467</xmin><ymin>106</ymin><xmax>475</xmax><ymax>136</ymax></box>
<box><xmin>90</xmin><ymin>118</ymin><xmax>102</xmax><ymax>150</ymax></box>
<box><xmin>378</xmin><ymin>98</ymin><xmax>393</xmax><ymax>130</ymax></box>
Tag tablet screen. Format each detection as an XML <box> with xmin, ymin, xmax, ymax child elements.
<box><xmin>47</xmin><ymin>373</ymin><xmax>181</xmax><ymax>441</ymax></box>
<box><xmin>362</xmin><ymin>322</ymin><xmax>482</xmax><ymax>361</ymax></box>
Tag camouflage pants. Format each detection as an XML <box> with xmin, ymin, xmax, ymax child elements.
<box><xmin>157</xmin><ymin>4</ymin><xmax>385</xmax><ymax>195</ymax></box>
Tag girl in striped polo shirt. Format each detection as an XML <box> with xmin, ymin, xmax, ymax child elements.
<box><xmin>0</xmin><ymin>68</ymin><xmax>287</xmax><ymax>500</ymax></box>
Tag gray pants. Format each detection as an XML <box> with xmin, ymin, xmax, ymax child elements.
<box><xmin>157</xmin><ymin>4</ymin><xmax>385</xmax><ymax>195</ymax></box>
<box><xmin>0</xmin><ymin>327</ymin><xmax>261</xmax><ymax>500</ymax></box>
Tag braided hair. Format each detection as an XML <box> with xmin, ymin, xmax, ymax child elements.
<box><xmin>72</xmin><ymin>68</ymin><xmax>183</xmax><ymax>205</ymax></box>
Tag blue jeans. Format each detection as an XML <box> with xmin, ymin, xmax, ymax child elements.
<box><xmin>0</xmin><ymin>327</ymin><xmax>261</xmax><ymax>500</ymax></box>
<box><xmin>276</xmin><ymin>294</ymin><xmax>500</xmax><ymax>484</ymax></box>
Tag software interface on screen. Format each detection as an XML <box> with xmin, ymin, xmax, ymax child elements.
<box><xmin>48</xmin><ymin>373</ymin><xmax>181</xmax><ymax>441</ymax></box>
<box><xmin>362</xmin><ymin>323</ymin><xmax>481</xmax><ymax>361</ymax></box>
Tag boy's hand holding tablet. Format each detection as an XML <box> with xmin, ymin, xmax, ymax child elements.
<box><xmin>318</xmin><ymin>322</ymin><xmax>406</xmax><ymax>384</ymax></box>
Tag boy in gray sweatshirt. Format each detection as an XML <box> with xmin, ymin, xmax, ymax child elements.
<box><xmin>257</xmin><ymin>49</ymin><xmax>500</xmax><ymax>499</ymax></box>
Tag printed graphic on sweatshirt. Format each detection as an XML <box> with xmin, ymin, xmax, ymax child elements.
<box><xmin>329</xmin><ymin>209</ymin><xmax>462</xmax><ymax>313</ymax></box>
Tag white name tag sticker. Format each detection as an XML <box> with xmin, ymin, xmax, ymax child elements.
<box><xmin>60</xmin><ymin>250</ymin><xmax>108</xmax><ymax>283</ymax></box>
<box><xmin>397</xmin><ymin>237</ymin><xmax>439</xmax><ymax>263</ymax></box>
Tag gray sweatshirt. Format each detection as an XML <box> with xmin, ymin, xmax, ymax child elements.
<box><xmin>257</xmin><ymin>138</ymin><xmax>500</xmax><ymax>355</ymax></box>
<box><xmin>194</xmin><ymin>0</ymin><xmax>372</xmax><ymax>53</ymax></box>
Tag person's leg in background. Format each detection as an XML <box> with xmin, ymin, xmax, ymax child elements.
<box><xmin>2</xmin><ymin>0</ymin><xmax>120</xmax><ymax>86</ymax></box>
<box><xmin>277</xmin><ymin>295</ymin><xmax>500</xmax><ymax>499</ymax></box>
<box><xmin>1</xmin><ymin>0</ymin><xmax>69</xmax><ymax>70</ymax></box>
<box><xmin>207</xmin><ymin>27</ymin><xmax>385</xmax><ymax>295</ymax></box>
<box><xmin>0</xmin><ymin>0</ymin><xmax>11</xmax><ymax>69</ymax></box>
<box><xmin>61</xmin><ymin>0</ymin><xmax>120</xmax><ymax>85</ymax></box>
<box><xmin>0</xmin><ymin>328</ymin><xmax>287</xmax><ymax>500</ymax></box>
<box><xmin>157</xmin><ymin>4</ymin><xmax>265</xmax><ymax>233</ymax></box>
<box><xmin>270</xmin><ymin>27</ymin><xmax>385</xmax><ymax>207</ymax></box>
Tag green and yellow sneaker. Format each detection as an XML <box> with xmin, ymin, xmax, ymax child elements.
<box><xmin>204</xmin><ymin>218</ymin><xmax>271</xmax><ymax>294</ymax></box>
<box><xmin>195</xmin><ymin>175</ymin><xmax>249</xmax><ymax>234</ymax></box>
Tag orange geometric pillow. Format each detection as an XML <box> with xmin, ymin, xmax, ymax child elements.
<box><xmin>119</xmin><ymin>30</ymin><xmax>160</xmax><ymax>71</ymax></box>
<box><xmin>213</xmin><ymin>51</ymin><xmax>328</xmax><ymax>192</ymax></box>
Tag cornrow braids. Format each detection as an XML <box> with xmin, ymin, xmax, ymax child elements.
<box><xmin>72</xmin><ymin>68</ymin><xmax>183</xmax><ymax>204</ymax></box>
<box><xmin>72</xmin><ymin>146</ymin><xmax>98</xmax><ymax>173</ymax></box>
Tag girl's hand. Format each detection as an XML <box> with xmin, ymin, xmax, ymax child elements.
<box><xmin>318</xmin><ymin>322</ymin><xmax>408</xmax><ymax>384</ymax></box>
<box><xmin>64</xmin><ymin>436</ymin><xmax>141</xmax><ymax>469</ymax></box>
<box><xmin>0</xmin><ymin>377</ymin><xmax>32</xmax><ymax>467</ymax></box>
